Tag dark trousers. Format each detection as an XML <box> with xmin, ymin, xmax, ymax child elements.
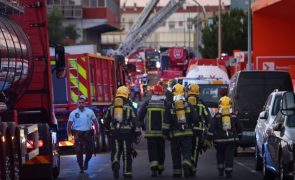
<box><xmin>191</xmin><ymin>134</ymin><xmax>202</xmax><ymax>172</ymax></box>
<box><xmin>111</xmin><ymin>134</ymin><xmax>133</xmax><ymax>176</ymax></box>
<box><xmin>170</xmin><ymin>136</ymin><xmax>193</xmax><ymax>176</ymax></box>
<box><xmin>132</xmin><ymin>91</ymin><xmax>141</xmax><ymax>101</ymax></box>
<box><xmin>147</xmin><ymin>137</ymin><xmax>165</xmax><ymax>171</ymax></box>
<box><xmin>73</xmin><ymin>130</ymin><xmax>94</xmax><ymax>169</ymax></box>
<box><xmin>215</xmin><ymin>142</ymin><xmax>235</xmax><ymax>173</ymax></box>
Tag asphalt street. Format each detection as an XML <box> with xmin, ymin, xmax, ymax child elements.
<box><xmin>57</xmin><ymin>139</ymin><xmax>262</xmax><ymax>180</ymax></box>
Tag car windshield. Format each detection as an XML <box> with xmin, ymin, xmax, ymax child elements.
<box><xmin>271</xmin><ymin>95</ymin><xmax>282</xmax><ymax>116</ymax></box>
<box><xmin>199</xmin><ymin>84</ymin><xmax>228</xmax><ymax>104</ymax></box>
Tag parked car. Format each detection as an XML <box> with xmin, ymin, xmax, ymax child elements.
<box><xmin>229</xmin><ymin>71</ymin><xmax>293</xmax><ymax>147</ymax></box>
<box><xmin>255</xmin><ymin>89</ymin><xmax>284</xmax><ymax>170</ymax></box>
<box><xmin>261</xmin><ymin>91</ymin><xmax>295</xmax><ymax>180</ymax></box>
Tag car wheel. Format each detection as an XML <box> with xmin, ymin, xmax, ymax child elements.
<box><xmin>279</xmin><ymin>155</ymin><xmax>293</xmax><ymax>180</ymax></box>
<box><xmin>255</xmin><ymin>144</ymin><xmax>263</xmax><ymax>171</ymax></box>
<box><xmin>262</xmin><ymin>153</ymin><xmax>275</xmax><ymax>180</ymax></box>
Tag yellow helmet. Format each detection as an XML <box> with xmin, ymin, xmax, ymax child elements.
<box><xmin>187</xmin><ymin>83</ymin><xmax>200</xmax><ymax>95</ymax></box>
<box><xmin>116</xmin><ymin>86</ymin><xmax>129</xmax><ymax>98</ymax></box>
<box><xmin>172</xmin><ymin>83</ymin><xmax>184</xmax><ymax>96</ymax></box>
<box><xmin>219</xmin><ymin>96</ymin><xmax>232</xmax><ymax>108</ymax></box>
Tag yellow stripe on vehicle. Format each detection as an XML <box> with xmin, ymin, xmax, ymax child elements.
<box><xmin>50</xmin><ymin>60</ymin><xmax>56</xmax><ymax>65</ymax></box>
<box><xmin>69</xmin><ymin>73</ymin><xmax>88</xmax><ymax>98</ymax></box>
<box><xmin>77</xmin><ymin>64</ymin><xmax>87</xmax><ymax>80</ymax></box>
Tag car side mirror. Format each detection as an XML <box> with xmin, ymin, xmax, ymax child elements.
<box><xmin>55</xmin><ymin>46</ymin><xmax>66</xmax><ymax>79</ymax></box>
<box><xmin>259</xmin><ymin>111</ymin><xmax>268</xmax><ymax>120</ymax></box>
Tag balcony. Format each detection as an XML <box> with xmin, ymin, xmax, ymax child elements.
<box><xmin>47</xmin><ymin>4</ymin><xmax>82</xmax><ymax>19</ymax></box>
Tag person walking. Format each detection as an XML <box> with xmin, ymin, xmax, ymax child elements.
<box><xmin>67</xmin><ymin>95</ymin><xmax>99</xmax><ymax>173</ymax></box>
<box><xmin>207</xmin><ymin>96</ymin><xmax>242</xmax><ymax>178</ymax></box>
<box><xmin>162</xmin><ymin>83</ymin><xmax>198</xmax><ymax>178</ymax></box>
<box><xmin>138</xmin><ymin>85</ymin><xmax>166</xmax><ymax>177</ymax></box>
<box><xmin>104</xmin><ymin>86</ymin><xmax>141</xmax><ymax>179</ymax></box>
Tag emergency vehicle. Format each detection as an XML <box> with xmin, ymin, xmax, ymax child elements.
<box><xmin>0</xmin><ymin>0</ymin><xmax>61</xmax><ymax>179</ymax></box>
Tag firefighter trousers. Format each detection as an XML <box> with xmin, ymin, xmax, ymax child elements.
<box><xmin>73</xmin><ymin>130</ymin><xmax>94</xmax><ymax>169</ymax></box>
<box><xmin>191</xmin><ymin>134</ymin><xmax>203</xmax><ymax>173</ymax></box>
<box><xmin>111</xmin><ymin>134</ymin><xmax>133</xmax><ymax>176</ymax></box>
<box><xmin>215</xmin><ymin>142</ymin><xmax>235</xmax><ymax>173</ymax></box>
<box><xmin>170</xmin><ymin>136</ymin><xmax>193</xmax><ymax>176</ymax></box>
<box><xmin>147</xmin><ymin>137</ymin><xmax>165</xmax><ymax>171</ymax></box>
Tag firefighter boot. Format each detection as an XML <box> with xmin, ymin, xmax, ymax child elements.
<box><xmin>219</xmin><ymin>170</ymin><xmax>224</xmax><ymax>177</ymax></box>
<box><xmin>112</xmin><ymin>163</ymin><xmax>120</xmax><ymax>179</ymax></box>
<box><xmin>183</xmin><ymin>164</ymin><xmax>192</xmax><ymax>178</ymax></box>
<box><xmin>225</xmin><ymin>171</ymin><xmax>232</xmax><ymax>178</ymax></box>
<box><xmin>84</xmin><ymin>161</ymin><xmax>88</xmax><ymax>171</ymax></box>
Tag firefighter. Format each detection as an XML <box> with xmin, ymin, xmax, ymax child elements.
<box><xmin>138</xmin><ymin>85</ymin><xmax>166</xmax><ymax>177</ymax></box>
<box><xmin>162</xmin><ymin>83</ymin><xmax>198</xmax><ymax>178</ymax></box>
<box><xmin>207</xmin><ymin>96</ymin><xmax>242</xmax><ymax>178</ymax></box>
<box><xmin>185</xmin><ymin>83</ymin><xmax>212</xmax><ymax>176</ymax></box>
<box><xmin>104</xmin><ymin>86</ymin><xmax>141</xmax><ymax>179</ymax></box>
<box><xmin>67</xmin><ymin>95</ymin><xmax>99</xmax><ymax>173</ymax></box>
<box><xmin>164</xmin><ymin>79</ymin><xmax>177</xmax><ymax>104</ymax></box>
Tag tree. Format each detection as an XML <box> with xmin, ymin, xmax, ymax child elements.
<box><xmin>199</xmin><ymin>9</ymin><xmax>248</xmax><ymax>58</ymax></box>
<box><xmin>63</xmin><ymin>24</ymin><xmax>80</xmax><ymax>45</ymax></box>
<box><xmin>48</xmin><ymin>8</ymin><xmax>64</xmax><ymax>44</ymax></box>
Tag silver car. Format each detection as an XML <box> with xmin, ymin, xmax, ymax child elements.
<box><xmin>255</xmin><ymin>90</ymin><xmax>284</xmax><ymax>170</ymax></box>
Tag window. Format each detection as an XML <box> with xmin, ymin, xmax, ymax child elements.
<box><xmin>178</xmin><ymin>21</ymin><xmax>183</xmax><ymax>27</ymax></box>
<box><xmin>168</xmin><ymin>21</ymin><xmax>175</xmax><ymax>29</ymax></box>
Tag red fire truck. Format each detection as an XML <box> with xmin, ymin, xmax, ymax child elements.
<box><xmin>51</xmin><ymin>53</ymin><xmax>125</xmax><ymax>152</ymax></box>
<box><xmin>0</xmin><ymin>0</ymin><xmax>60</xmax><ymax>179</ymax></box>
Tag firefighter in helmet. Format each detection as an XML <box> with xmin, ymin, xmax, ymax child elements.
<box><xmin>162</xmin><ymin>83</ymin><xmax>198</xmax><ymax>178</ymax></box>
<box><xmin>165</xmin><ymin>79</ymin><xmax>177</xmax><ymax>104</ymax></box>
<box><xmin>138</xmin><ymin>85</ymin><xmax>166</xmax><ymax>177</ymax></box>
<box><xmin>207</xmin><ymin>96</ymin><xmax>242</xmax><ymax>178</ymax></box>
<box><xmin>104</xmin><ymin>86</ymin><xmax>141</xmax><ymax>179</ymax></box>
<box><xmin>185</xmin><ymin>83</ymin><xmax>212</xmax><ymax>176</ymax></box>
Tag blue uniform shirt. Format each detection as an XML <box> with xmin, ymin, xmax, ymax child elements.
<box><xmin>69</xmin><ymin>107</ymin><xmax>97</xmax><ymax>131</ymax></box>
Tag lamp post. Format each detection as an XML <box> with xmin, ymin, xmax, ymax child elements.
<box><xmin>247</xmin><ymin>0</ymin><xmax>252</xmax><ymax>70</ymax></box>
<box><xmin>218</xmin><ymin>0</ymin><xmax>222</xmax><ymax>59</ymax></box>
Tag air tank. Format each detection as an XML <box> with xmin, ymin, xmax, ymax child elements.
<box><xmin>0</xmin><ymin>15</ymin><xmax>33</xmax><ymax>105</ymax></box>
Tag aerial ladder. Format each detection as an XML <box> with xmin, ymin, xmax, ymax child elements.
<box><xmin>113</xmin><ymin>0</ymin><xmax>185</xmax><ymax>86</ymax></box>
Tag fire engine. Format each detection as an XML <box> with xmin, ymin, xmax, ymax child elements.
<box><xmin>0</xmin><ymin>0</ymin><xmax>61</xmax><ymax>179</ymax></box>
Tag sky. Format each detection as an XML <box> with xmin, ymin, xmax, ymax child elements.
<box><xmin>121</xmin><ymin>0</ymin><xmax>231</xmax><ymax>6</ymax></box>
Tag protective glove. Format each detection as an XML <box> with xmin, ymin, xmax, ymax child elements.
<box><xmin>202</xmin><ymin>139</ymin><xmax>212</xmax><ymax>152</ymax></box>
<box><xmin>131</xmin><ymin>148</ymin><xmax>138</xmax><ymax>158</ymax></box>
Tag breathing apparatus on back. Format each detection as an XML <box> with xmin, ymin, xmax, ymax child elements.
<box><xmin>172</xmin><ymin>84</ymin><xmax>187</xmax><ymax>130</ymax></box>
<box><xmin>113</xmin><ymin>86</ymin><xmax>129</xmax><ymax>126</ymax></box>
<box><xmin>219</xmin><ymin>96</ymin><xmax>232</xmax><ymax>131</ymax></box>
<box><xmin>186</xmin><ymin>83</ymin><xmax>200</xmax><ymax>106</ymax></box>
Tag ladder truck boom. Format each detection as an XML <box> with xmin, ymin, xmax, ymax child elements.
<box><xmin>114</xmin><ymin>0</ymin><xmax>185</xmax><ymax>57</ymax></box>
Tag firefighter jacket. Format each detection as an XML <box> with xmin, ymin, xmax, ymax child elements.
<box><xmin>138</xmin><ymin>95</ymin><xmax>166</xmax><ymax>137</ymax></box>
<box><xmin>207</xmin><ymin>112</ymin><xmax>242</xmax><ymax>143</ymax></box>
<box><xmin>165</xmin><ymin>89</ymin><xmax>174</xmax><ymax>105</ymax></box>
<box><xmin>162</xmin><ymin>99</ymin><xmax>198</xmax><ymax>138</ymax></box>
<box><xmin>104</xmin><ymin>97</ymin><xmax>141</xmax><ymax>137</ymax></box>
<box><xmin>187</xmin><ymin>95</ymin><xmax>211</xmax><ymax>134</ymax></box>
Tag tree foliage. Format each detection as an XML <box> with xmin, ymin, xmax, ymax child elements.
<box><xmin>48</xmin><ymin>8</ymin><xmax>80</xmax><ymax>45</ymax></box>
<box><xmin>199</xmin><ymin>9</ymin><xmax>248</xmax><ymax>58</ymax></box>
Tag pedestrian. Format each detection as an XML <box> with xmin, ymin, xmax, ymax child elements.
<box><xmin>162</xmin><ymin>83</ymin><xmax>198</xmax><ymax>178</ymax></box>
<box><xmin>185</xmin><ymin>83</ymin><xmax>212</xmax><ymax>176</ymax></box>
<box><xmin>138</xmin><ymin>85</ymin><xmax>166</xmax><ymax>177</ymax></box>
<box><xmin>132</xmin><ymin>79</ymin><xmax>142</xmax><ymax>101</ymax></box>
<box><xmin>207</xmin><ymin>96</ymin><xmax>243</xmax><ymax>178</ymax></box>
<box><xmin>142</xmin><ymin>75</ymin><xmax>149</xmax><ymax>97</ymax></box>
<box><xmin>67</xmin><ymin>95</ymin><xmax>99</xmax><ymax>173</ymax></box>
<box><xmin>104</xmin><ymin>86</ymin><xmax>141</xmax><ymax>179</ymax></box>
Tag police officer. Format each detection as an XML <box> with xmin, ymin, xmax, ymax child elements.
<box><xmin>138</xmin><ymin>85</ymin><xmax>166</xmax><ymax>177</ymax></box>
<box><xmin>104</xmin><ymin>86</ymin><xmax>141</xmax><ymax>179</ymax></box>
<box><xmin>185</xmin><ymin>83</ymin><xmax>212</xmax><ymax>176</ymax></box>
<box><xmin>162</xmin><ymin>83</ymin><xmax>198</xmax><ymax>178</ymax></box>
<box><xmin>207</xmin><ymin>96</ymin><xmax>242</xmax><ymax>178</ymax></box>
<box><xmin>67</xmin><ymin>95</ymin><xmax>99</xmax><ymax>173</ymax></box>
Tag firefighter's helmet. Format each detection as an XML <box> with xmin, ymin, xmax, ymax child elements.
<box><xmin>219</xmin><ymin>96</ymin><xmax>232</xmax><ymax>108</ymax></box>
<box><xmin>153</xmin><ymin>85</ymin><xmax>163</xmax><ymax>95</ymax></box>
<box><xmin>187</xmin><ymin>83</ymin><xmax>200</xmax><ymax>95</ymax></box>
<box><xmin>116</xmin><ymin>86</ymin><xmax>129</xmax><ymax>98</ymax></box>
<box><xmin>168</xmin><ymin>79</ymin><xmax>177</xmax><ymax>88</ymax></box>
<box><xmin>172</xmin><ymin>83</ymin><xmax>184</xmax><ymax>96</ymax></box>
